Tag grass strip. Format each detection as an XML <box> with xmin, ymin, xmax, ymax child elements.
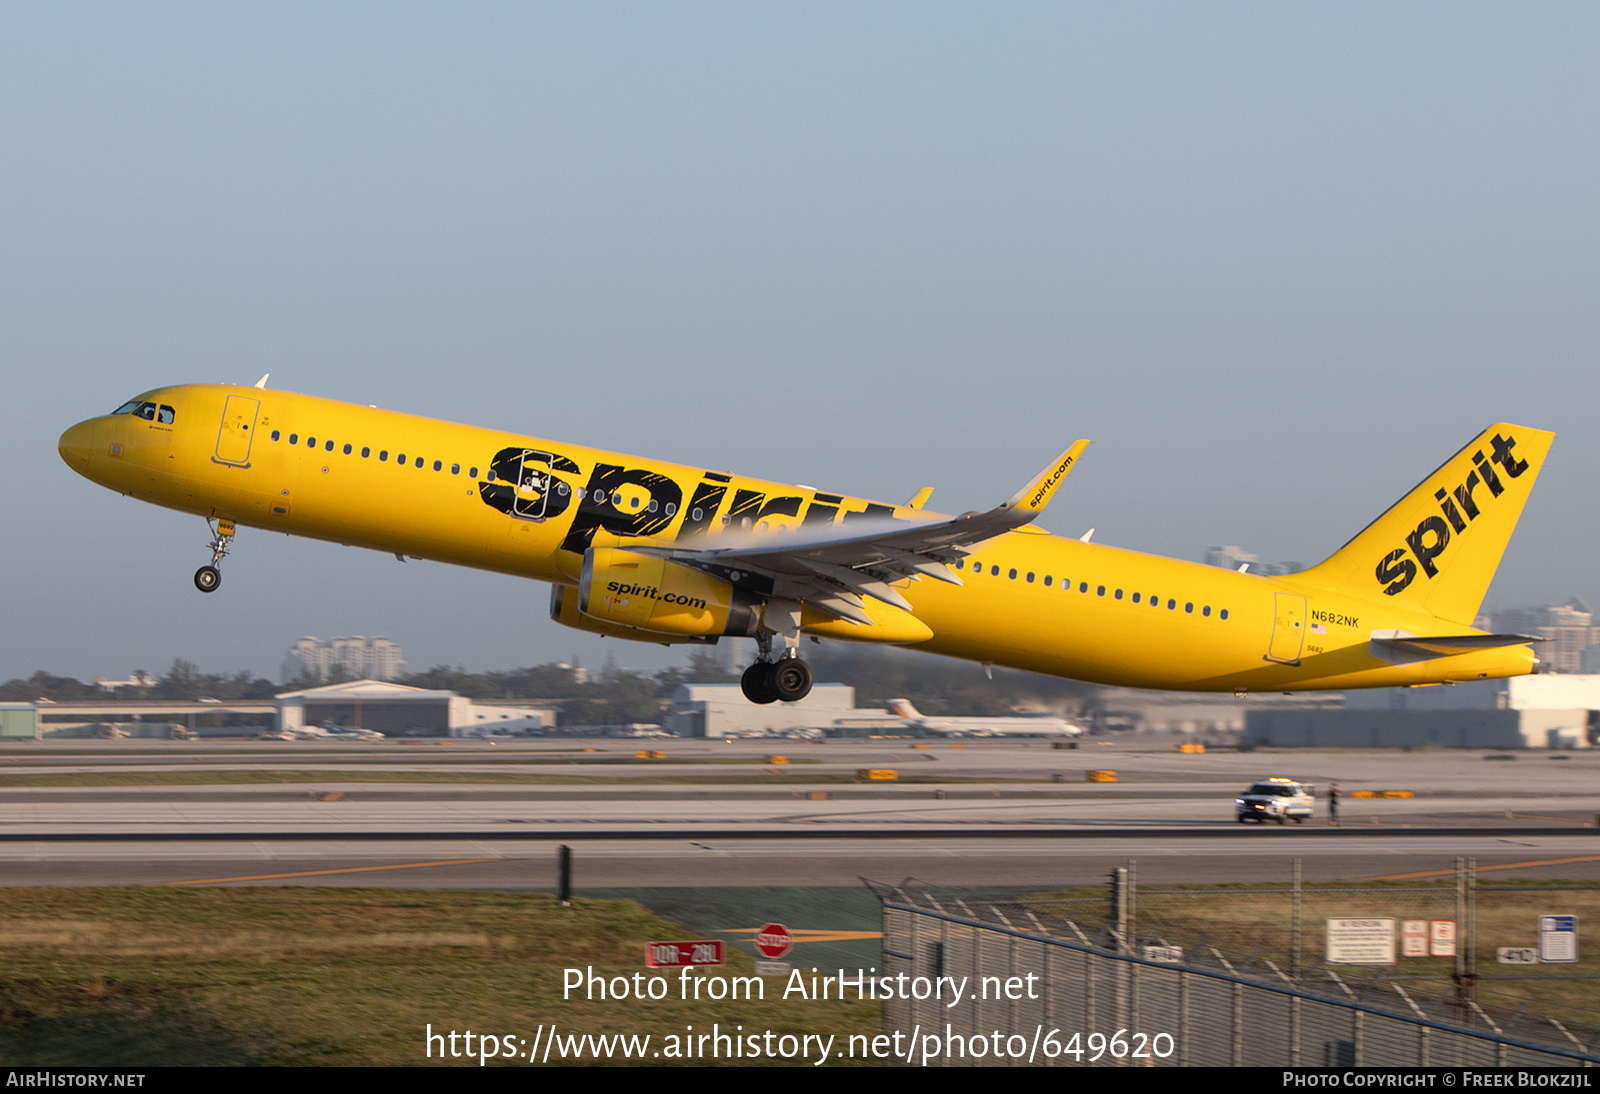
<box><xmin>0</xmin><ymin>886</ymin><xmax>880</xmax><ymax>1066</ymax></box>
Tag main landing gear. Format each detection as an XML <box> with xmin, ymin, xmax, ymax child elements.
<box><xmin>740</xmin><ymin>633</ymin><xmax>815</xmax><ymax>705</ymax></box>
<box><xmin>194</xmin><ymin>518</ymin><xmax>234</xmax><ymax>593</ymax></box>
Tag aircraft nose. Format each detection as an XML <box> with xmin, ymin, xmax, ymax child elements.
<box><xmin>58</xmin><ymin>419</ymin><xmax>98</xmax><ymax>470</ymax></box>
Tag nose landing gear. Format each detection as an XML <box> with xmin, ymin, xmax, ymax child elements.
<box><xmin>194</xmin><ymin>518</ymin><xmax>234</xmax><ymax>593</ymax></box>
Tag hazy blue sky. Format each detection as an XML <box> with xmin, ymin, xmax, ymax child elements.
<box><xmin>4</xmin><ymin>3</ymin><xmax>1597</xmax><ymax>683</ymax></box>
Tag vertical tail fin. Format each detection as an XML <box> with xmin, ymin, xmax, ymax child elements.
<box><xmin>1297</xmin><ymin>424</ymin><xmax>1554</xmax><ymax>625</ymax></box>
<box><xmin>887</xmin><ymin>698</ymin><xmax>921</xmax><ymax>720</ymax></box>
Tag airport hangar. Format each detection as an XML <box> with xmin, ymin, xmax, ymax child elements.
<box><xmin>5</xmin><ymin>679</ymin><xmax>556</xmax><ymax>739</ymax></box>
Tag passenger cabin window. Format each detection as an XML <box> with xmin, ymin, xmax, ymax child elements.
<box><xmin>271</xmin><ymin>430</ymin><xmax>281</xmax><ymax>442</ymax></box>
<box><xmin>343</xmin><ymin>443</ymin><xmax>352</xmax><ymax>455</ymax></box>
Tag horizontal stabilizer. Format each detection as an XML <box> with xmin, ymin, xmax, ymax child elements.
<box><xmin>1369</xmin><ymin>630</ymin><xmax>1542</xmax><ymax>665</ymax></box>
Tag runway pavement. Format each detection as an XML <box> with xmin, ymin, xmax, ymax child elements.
<box><xmin>2</xmin><ymin>738</ymin><xmax>1596</xmax><ymax>887</ymax></box>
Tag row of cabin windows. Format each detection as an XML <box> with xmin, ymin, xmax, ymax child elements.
<box><xmin>953</xmin><ymin>557</ymin><xmax>1229</xmax><ymax>620</ymax></box>
<box><xmin>259</xmin><ymin>437</ymin><xmax>800</xmax><ymax>529</ymax></box>
<box><xmin>269</xmin><ymin>429</ymin><xmax>478</xmax><ymax>478</ymax></box>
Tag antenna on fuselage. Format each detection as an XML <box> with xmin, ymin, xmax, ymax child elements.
<box><xmin>253</xmin><ymin>374</ymin><xmax>269</xmax><ymax>389</ymax></box>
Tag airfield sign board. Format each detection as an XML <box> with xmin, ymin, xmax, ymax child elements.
<box><xmin>1326</xmin><ymin>918</ymin><xmax>1396</xmax><ymax>965</ymax></box>
<box><xmin>755</xmin><ymin>924</ymin><xmax>793</xmax><ymax>959</ymax></box>
<box><xmin>645</xmin><ymin>940</ymin><xmax>724</xmax><ymax>968</ymax></box>
<box><xmin>1540</xmin><ymin>916</ymin><xmax>1578</xmax><ymax>963</ymax></box>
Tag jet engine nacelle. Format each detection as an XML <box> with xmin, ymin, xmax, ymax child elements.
<box><xmin>550</xmin><ymin>584</ymin><xmax>720</xmax><ymax>644</ymax></box>
<box><xmin>575</xmin><ymin>547</ymin><xmax>762</xmax><ymax>640</ymax></box>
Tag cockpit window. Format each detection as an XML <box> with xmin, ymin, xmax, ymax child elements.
<box><xmin>111</xmin><ymin>399</ymin><xmax>176</xmax><ymax>424</ymax></box>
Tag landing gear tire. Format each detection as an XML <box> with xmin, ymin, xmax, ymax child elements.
<box><xmin>771</xmin><ymin>659</ymin><xmax>814</xmax><ymax>703</ymax></box>
<box><xmin>194</xmin><ymin>566</ymin><xmax>221</xmax><ymax>593</ymax></box>
<box><xmin>1276</xmin><ymin>815</ymin><xmax>1286</xmax><ymax>826</ymax></box>
<box><xmin>741</xmin><ymin>661</ymin><xmax>778</xmax><ymax>705</ymax></box>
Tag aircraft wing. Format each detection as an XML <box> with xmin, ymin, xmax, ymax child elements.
<box><xmin>624</xmin><ymin>442</ymin><xmax>1088</xmax><ymax>626</ymax></box>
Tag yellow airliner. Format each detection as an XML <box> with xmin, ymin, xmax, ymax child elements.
<box><xmin>58</xmin><ymin>381</ymin><xmax>1553</xmax><ymax>704</ymax></box>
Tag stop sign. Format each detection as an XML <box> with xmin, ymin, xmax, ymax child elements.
<box><xmin>755</xmin><ymin>923</ymin><xmax>792</xmax><ymax>959</ymax></box>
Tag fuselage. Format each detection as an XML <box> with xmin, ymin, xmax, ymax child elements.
<box><xmin>58</xmin><ymin>384</ymin><xmax>1539</xmax><ymax>692</ymax></box>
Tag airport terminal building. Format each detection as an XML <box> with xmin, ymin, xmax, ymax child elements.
<box><xmin>1244</xmin><ymin>675</ymin><xmax>1600</xmax><ymax>750</ymax></box>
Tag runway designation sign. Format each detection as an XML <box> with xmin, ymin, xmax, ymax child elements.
<box><xmin>645</xmin><ymin>940</ymin><xmax>724</xmax><ymax>968</ymax></box>
<box><xmin>1326</xmin><ymin>918</ymin><xmax>1396</xmax><ymax>965</ymax></box>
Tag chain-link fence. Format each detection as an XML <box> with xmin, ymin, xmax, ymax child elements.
<box><xmin>870</xmin><ymin>873</ymin><xmax>1600</xmax><ymax>1067</ymax></box>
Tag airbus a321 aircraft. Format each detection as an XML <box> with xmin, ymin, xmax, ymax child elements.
<box><xmin>58</xmin><ymin>381</ymin><xmax>1553</xmax><ymax>705</ymax></box>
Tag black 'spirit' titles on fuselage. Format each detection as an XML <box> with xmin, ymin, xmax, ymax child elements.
<box><xmin>476</xmin><ymin>456</ymin><xmax>910</xmax><ymax>551</ymax></box>
<box><xmin>1375</xmin><ymin>433</ymin><xmax>1529</xmax><ymax>596</ymax></box>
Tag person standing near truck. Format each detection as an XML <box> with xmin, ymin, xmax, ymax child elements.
<box><xmin>1329</xmin><ymin>783</ymin><xmax>1340</xmax><ymax>827</ymax></box>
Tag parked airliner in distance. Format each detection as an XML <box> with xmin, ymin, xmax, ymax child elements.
<box><xmin>887</xmin><ymin>699</ymin><xmax>1081</xmax><ymax>737</ymax></box>
<box><xmin>58</xmin><ymin>381</ymin><xmax>1552</xmax><ymax>705</ymax></box>
<box><xmin>263</xmin><ymin>724</ymin><xmax>386</xmax><ymax>741</ymax></box>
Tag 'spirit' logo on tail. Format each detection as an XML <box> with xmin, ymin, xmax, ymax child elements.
<box><xmin>1374</xmin><ymin>433</ymin><xmax>1529</xmax><ymax>596</ymax></box>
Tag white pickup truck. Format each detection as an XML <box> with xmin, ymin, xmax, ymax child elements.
<box><xmin>1235</xmin><ymin>778</ymin><xmax>1315</xmax><ymax>824</ymax></box>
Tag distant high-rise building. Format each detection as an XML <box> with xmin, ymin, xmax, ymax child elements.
<box><xmin>1492</xmin><ymin>599</ymin><xmax>1595</xmax><ymax>674</ymax></box>
<box><xmin>282</xmin><ymin>637</ymin><xmax>406</xmax><ymax>684</ymax></box>
<box><xmin>1204</xmin><ymin>546</ymin><xmax>1258</xmax><ymax>571</ymax></box>
<box><xmin>1203</xmin><ymin>547</ymin><xmax>1302</xmax><ymax>576</ymax></box>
